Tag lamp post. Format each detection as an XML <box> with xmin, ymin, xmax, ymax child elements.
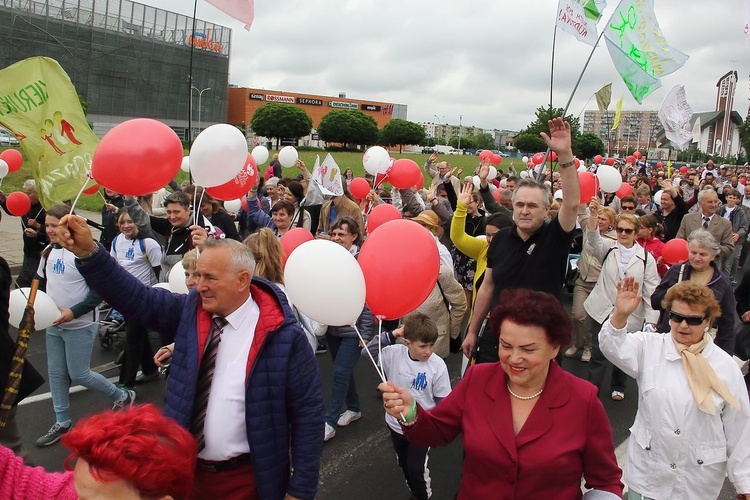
<box><xmin>191</xmin><ymin>85</ymin><xmax>212</xmax><ymax>140</ymax></box>
<box><xmin>434</xmin><ymin>114</ymin><xmax>445</xmax><ymax>146</ymax></box>
<box><xmin>458</xmin><ymin>115</ymin><xmax>463</xmax><ymax>152</ymax></box>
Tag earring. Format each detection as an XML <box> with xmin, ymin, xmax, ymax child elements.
<box><xmin>704</xmin><ymin>326</ymin><xmax>709</xmax><ymax>333</ymax></box>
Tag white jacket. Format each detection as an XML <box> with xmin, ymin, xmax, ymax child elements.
<box><xmin>600</xmin><ymin>320</ymin><xmax>750</xmax><ymax>499</ymax></box>
<box><xmin>583</xmin><ymin>228</ymin><xmax>660</xmax><ymax>330</ymax></box>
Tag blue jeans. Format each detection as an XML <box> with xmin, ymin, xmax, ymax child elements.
<box><xmin>46</xmin><ymin>324</ymin><xmax>125</xmax><ymax>423</ymax></box>
<box><xmin>325</xmin><ymin>335</ymin><xmax>361</xmax><ymax>427</ymax></box>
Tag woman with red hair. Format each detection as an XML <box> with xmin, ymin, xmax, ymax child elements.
<box><xmin>0</xmin><ymin>404</ymin><xmax>196</xmax><ymax>499</ymax></box>
<box><xmin>379</xmin><ymin>288</ymin><xmax>623</xmax><ymax>499</ymax></box>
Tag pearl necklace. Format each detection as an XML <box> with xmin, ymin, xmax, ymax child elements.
<box><xmin>507</xmin><ymin>383</ymin><xmax>543</xmax><ymax>400</ymax></box>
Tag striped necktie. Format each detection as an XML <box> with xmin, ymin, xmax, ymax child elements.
<box><xmin>702</xmin><ymin>216</ymin><xmax>710</xmax><ymax>229</ymax></box>
<box><xmin>190</xmin><ymin>316</ymin><xmax>228</xmax><ymax>452</ymax></box>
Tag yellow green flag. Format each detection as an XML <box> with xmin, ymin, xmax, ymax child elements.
<box><xmin>611</xmin><ymin>96</ymin><xmax>624</xmax><ymax>131</ymax></box>
<box><xmin>595</xmin><ymin>83</ymin><xmax>612</xmax><ymax>112</ymax></box>
<box><xmin>0</xmin><ymin>57</ymin><xmax>98</xmax><ymax>207</ymax></box>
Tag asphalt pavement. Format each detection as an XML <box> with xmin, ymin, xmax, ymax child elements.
<box><xmin>0</xmin><ymin>208</ymin><xmax>739</xmax><ymax>499</ymax></box>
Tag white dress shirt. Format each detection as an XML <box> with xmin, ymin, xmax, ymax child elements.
<box><xmin>200</xmin><ymin>295</ymin><xmax>260</xmax><ymax>461</ymax></box>
<box><xmin>599</xmin><ymin>320</ymin><xmax>750</xmax><ymax>499</ymax></box>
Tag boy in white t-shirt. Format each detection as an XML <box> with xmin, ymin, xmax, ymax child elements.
<box><xmin>363</xmin><ymin>312</ymin><xmax>451</xmax><ymax>500</ymax></box>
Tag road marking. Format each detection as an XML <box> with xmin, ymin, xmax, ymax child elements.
<box><xmin>18</xmin><ymin>376</ymin><xmax>119</xmax><ymax>406</ymax></box>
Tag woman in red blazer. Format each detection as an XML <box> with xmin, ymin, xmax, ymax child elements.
<box><xmin>380</xmin><ymin>288</ymin><xmax>623</xmax><ymax>499</ymax></box>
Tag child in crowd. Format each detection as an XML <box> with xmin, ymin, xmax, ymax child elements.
<box><xmin>363</xmin><ymin>312</ymin><xmax>451</xmax><ymax>500</ymax></box>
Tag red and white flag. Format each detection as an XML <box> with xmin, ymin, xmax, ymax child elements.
<box><xmin>204</xmin><ymin>0</ymin><xmax>255</xmax><ymax>30</ymax></box>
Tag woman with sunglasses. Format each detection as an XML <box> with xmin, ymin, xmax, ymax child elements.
<box><xmin>600</xmin><ymin>278</ymin><xmax>750</xmax><ymax>500</ymax></box>
<box><xmin>583</xmin><ymin>198</ymin><xmax>660</xmax><ymax>401</ymax></box>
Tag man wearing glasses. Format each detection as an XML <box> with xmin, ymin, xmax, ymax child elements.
<box><xmin>619</xmin><ymin>196</ymin><xmax>637</xmax><ymax>215</ymax></box>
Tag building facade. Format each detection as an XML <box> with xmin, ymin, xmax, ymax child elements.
<box><xmin>0</xmin><ymin>0</ymin><xmax>230</xmax><ymax>139</ymax></box>
<box><xmin>228</xmin><ymin>87</ymin><xmax>406</xmax><ymax>146</ymax></box>
<box><xmin>583</xmin><ymin>110</ymin><xmax>661</xmax><ymax>155</ymax></box>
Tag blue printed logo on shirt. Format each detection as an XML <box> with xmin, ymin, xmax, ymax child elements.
<box><xmin>125</xmin><ymin>246</ymin><xmax>135</xmax><ymax>261</ymax></box>
<box><xmin>411</xmin><ymin>372</ymin><xmax>428</xmax><ymax>391</ymax></box>
<box><xmin>52</xmin><ymin>258</ymin><xmax>65</xmax><ymax>275</ymax></box>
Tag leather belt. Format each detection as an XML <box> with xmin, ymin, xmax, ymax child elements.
<box><xmin>197</xmin><ymin>453</ymin><xmax>252</xmax><ymax>473</ymax></box>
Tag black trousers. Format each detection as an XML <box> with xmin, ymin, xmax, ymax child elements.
<box><xmin>119</xmin><ymin>320</ymin><xmax>157</xmax><ymax>388</ymax></box>
<box><xmin>389</xmin><ymin>428</ymin><xmax>431</xmax><ymax>500</ymax></box>
<box><xmin>588</xmin><ymin>319</ymin><xmax>628</xmax><ymax>394</ymax></box>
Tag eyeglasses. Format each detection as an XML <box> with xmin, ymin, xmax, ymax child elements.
<box><xmin>330</xmin><ymin>231</ymin><xmax>351</xmax><ymax>238</ymax></box>
<box><xmin>668</xmin><ymin>311</ymin><xmax>705</xmax><ymax>326</ymax></box>
<box><xmin>621</xmin><ymin>205</ymin><xmax>636</xmax><ymax>210</ymax></box>
<box><xmin>615</xmin><ymin>227</ymin><xmax>634</xmax><ymax>234</ymax></box>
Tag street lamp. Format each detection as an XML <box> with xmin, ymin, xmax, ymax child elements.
<box><xmin>434</xmin><ymin>114</ymin><xmax>445</xmax><ymax>146</ymax></box>
<box><xmin>457</xmin><ymin>115</ymin><xmax>463</xmax><ymax>151</ymax></box>
<box><xmin>191</xmin><ymin>85</ymin><xmax>212</xmax><ymax>139</ymax></box>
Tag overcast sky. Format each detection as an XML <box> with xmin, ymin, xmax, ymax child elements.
<box><xmin>152</xmin><ymin>0</ymin><xmax>749</xmax><ymax>132</ymax></box>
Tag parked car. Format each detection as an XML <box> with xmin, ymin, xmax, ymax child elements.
<box><xmin>446</xmin><ymin>149</ymin><xmax>461</xmax><ymax>155</ymax></box>
<box><xmin>421</xmin><ymin>147</ymin><xmax>435</xmax><ymax>154</ymax></box>
<box><xmin>0</xmin><ymin>128</ymin><xmax>19</xmax><ymax>147</ymax></box>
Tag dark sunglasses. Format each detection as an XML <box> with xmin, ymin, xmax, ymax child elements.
<box><xmin>668</xmin><ymin>311</ymin><xmax>705</xmax><ymax>326</ymax></box>
<box><xmin>621</xmin><ymin>205</ymin><xmax>636</xmax><ymax>210</ymax></box>
<box><xmin>615</xmin><ymin>227</ymin><xmax>634</xmax><ymax>234</ymax></box>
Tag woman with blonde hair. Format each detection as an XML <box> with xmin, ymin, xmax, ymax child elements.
<box><xmin>243</xmin><ymin>228</ymin><xmax>285</xmax><ymax>286</ymax></box>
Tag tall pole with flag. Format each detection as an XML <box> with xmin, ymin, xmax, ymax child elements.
<box><xmin>0</xmin><ymin>280</ymin><xmax>39</xmax><ymax>427</ymax></box>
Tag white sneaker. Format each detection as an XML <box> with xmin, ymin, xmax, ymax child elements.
<box><xmin>581</xmin><ymin>348</ymin><xmax>592</xmax><ymax>363</ymax></box>
<box><xmin>324</xmin><ymin>422</ymin><xmax>336</xmax><ymax>441</ymax></box>
<box><xmin>337</xmin><ymin>410</ymin><xmax>362</xmax><ymax>427</ymax></box>
<box><xmin>564</xmin><ymin>346</ymin><xmax>580</xmax><ymax>358</ymax></box>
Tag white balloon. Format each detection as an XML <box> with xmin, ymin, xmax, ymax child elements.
<box><xmin>488</xmin><ymin>166</ymin><xmax>498</xmax><ymax>180</ymax></box>
<box><xmin>596</xmin><ymin>165</ymin><xmax>622</xmax><ymax>193</ymax></box>
<box><xmin>180</xmin><ymin>156</ymin><xmax>190</xmax><ymax>173</ymax></box>
<box><xmin>168</xmin><ymin>262</ymin><xmax>189</xmax><ymax>294</ymax></box>
<box><xmin>522</xmin><ymin>156</ymin><xmax>529</xmax><ymax>163</ymax></box>
<box><xmin>190</xmin><ymin>124</ymin><xmax>248</xmax><ymax>187</ymax></box>
<box><xmin>362</xmin><ymin>146</ymin><xmax>391</xmax><ymax>176</ymax></box>
<box><xmin>653</xmin><ymin>189</ymin><xmax>665</xmax><ymax>207</ymax></box>
<box><xmin>553</xmin><ymin>189</ymin><xmax>563</xmax><ymax>200</ymax></box>
<box><xmin>153</xmin><ymin>282</ymin><xmax>172</xmax><ymax>290</ymax></box>
<box><xmin>577</xmin><ymin>165</ymin><xmax>587</xmax><ymax>173</ymax></box>
<box><xmin>284</xmin><ymin>240</ymin><xmax>366</xmax><ymax>326</ymax></box>
<box><xmin>472</xmin><ymin>175</ymin><xmax>482</xmax><ymax>190</ymax></box>
<box><xmin>519</xmin><ymin>170</ymin><xmax>529</xmax><ymax>179</ymax></box>
<box><xmin>0</xmin><ymin>159</ymin><xmax>8</xmax><ymax>178</ymax></box>
<box><xmin>251</xmin><ymin>145</ymin><xmax>270</xmax><ymax>165</ymax></box>
<box><xmin>9</xmin><ymin>288</ymin><xmax>61</xmax><ymax>331</ymax></box>
<box><xmin>278</xmin><ymin>146</ymin><xmax>299</xmax><ymax>168</ymax></box>
<box><xmin>224</xmin><ymin>198</ymin><xmax>242</xmax><ymax>213</ymax></box>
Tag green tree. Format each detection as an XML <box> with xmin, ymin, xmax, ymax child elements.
<box><xmin>574</xmin><ymin>132</ymin><xmax>604</xmax><ymax>159</ymax></box>
<box><xmin>519</xmin><ymin>105</ymin><xmax>582</xmax><ymax>142</ymax></box>
<box><xmin>250</xmin><ymin>102</ymin><xmax>313</xmax><ymax>149</ymax></box>
<box><xmin>78</xmin><ymin>94</ymin><xmax>89</xmax><ymax>116</ymax></box>
<box><xmin>379</xmin><ymin>119</ymin><xmax>425</xmax><ymax>153</ymax></box>
<box><xmin>317</xmin><ymin>110</ymin><xmax>379</xmax><ymax>148</ymax></box>
<box><xmin>473</xmin><ymin>133</ymin><xmax>495</xmax><ymax>150</ymax></box>
<box><xmin>513</xmin><ymin>133</ymin><xmax>547</xmax><ymax>154</ymax></box>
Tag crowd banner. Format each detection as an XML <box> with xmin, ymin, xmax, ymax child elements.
<box><xmin>556</xmin><ymin>0</ymin><xmax>608</xmax><ymax>46</ymax></box>
<box><xmin>658</xmin><ymin>85</ymin><xmax>694</xmax><ymax>151</ymax></box>
<box><xmin>603</xmin><ymin>0</ymin><xmax>688</xmax><ymax>104</ymax></box>
<box><xmin>0</xmin><ymin>57</ymin><xmax>99</xmax><ymax>208</ymax></box>
<box><xmin>312</xmin><ymin>154</ymin><xmax>344</xmax><ymax>197</ymax></box>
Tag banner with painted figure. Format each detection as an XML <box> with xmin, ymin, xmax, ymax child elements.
<box><xmin>604</xmin><ymin>0</ymin><xmax>688</xmax><ymax>104</ymax></box>
<box><xmin>0</xmin><ymin>57</ymin><xmax>98</xmax><ymax>207</ymax></box>
<box><xmin>556</xmin><ymin>0</ymin><xmax>608</xmax><ymax>46</ymax></box>
<box><xmin>658</xmin><ymin>85</ymin><xmax>693</xmax><ymax>151</ymax></box>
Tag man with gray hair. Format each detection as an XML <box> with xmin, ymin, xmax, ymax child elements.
<box><xmin>462</xmin><ymin>118</ymin><xmax>580</xmax><ymax>363</ymax></box>
<box><xmin>676</xmin><ymin>187</ymin><xmax>734</xmax><ymax>268</ymax></box>
<box><xmin>52</xmin><ymin>218</ymin><xmax>323</xmax><ymax>500</ymax></box>
<box><xmin>0</xmin><ymin>179</ymin><xmax>47</xmax><ymax>287</ymax></box>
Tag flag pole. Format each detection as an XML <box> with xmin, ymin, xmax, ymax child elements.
<box><xmin>187</xmin><ymin>0</ymin><xmax>198</xmax><ymax>185</ymax></box>
<box><xmin>549</xmin><ymin>24</ymin><xmax>558</xmax><ymax>112</ymax></box>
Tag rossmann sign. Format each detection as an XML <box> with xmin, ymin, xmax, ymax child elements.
<box><xmin>266</xmin><ymin>95</ymin><xmax>295</xmax><ymax>103</ymax></box>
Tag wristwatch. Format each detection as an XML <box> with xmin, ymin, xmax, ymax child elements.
<box><xmin>559</xmin><ymin>159</ymin><xmax>576</xmax><ymax>169</ymax></box>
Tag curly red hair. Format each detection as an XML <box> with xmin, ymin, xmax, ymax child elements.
<box><xmin>488</xmin><ymin>289</ymin><xmax>572</xmax><ymax>347</ymax></box>
<box><xmin>62</xmin><ymin>404</ymin><xmax>196</xmax><ymax>499</ymax></box>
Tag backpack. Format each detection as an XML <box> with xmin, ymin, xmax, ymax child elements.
<box><xmin>112</xmin><ymin>235</ymin><xmax>150</xmax><ymax>267</ymax></box>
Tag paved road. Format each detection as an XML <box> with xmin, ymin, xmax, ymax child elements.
<box><xmin>13</xmin><ymin>322</ymin><xmax>739</xmax><ymax>499</ymax></box>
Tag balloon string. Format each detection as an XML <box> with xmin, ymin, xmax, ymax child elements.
<box><xmin>69</xmin><ymin>182</ymin><xmax>87</xmax><ymax>215</ymax></box>
<box><xmin>98</xmin><ymin>191</ymin><xmax>107</xmax><ymax>203</ymax></box>
<box><xmin>377</xmin><ymin>318</ymin><xmax>384</xmax><ymax>376</ymax></box>
<box><xmin>352</xmin><ymin>322</ymin><xmax>405</xmax><ymax>422</ymax></box>
<box><xmin>0</xmin><ymin>178</ymin><xmax>4</xmax><ymax>190</ymax></box>
<box><xmin>194</xmin><ymin>187</ymin><xmax>205</xmax><ymax>227</ymax></box>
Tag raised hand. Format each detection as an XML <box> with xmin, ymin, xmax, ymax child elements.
<box><xmin>615</xmin><ymin>277</ymin><xmax>642</xmax><ymax>319</ymax></box>
<box><xmin>477</xmin><ymin>158</ymin><xmax>491</xmax><ymax>186</ymax></box>
<box><xmin>458</xmin><ymin>181</ymin><xmax>473</xmax><ymax>206</ymax></box>
<box><xmin>540</xmin><ymin>117</ymin><xmax>573</xmax><ymax>157</ymax></box>
<box><xmin>57</xmin><ymin>214</ymin><xmax>96</xmax><ymax>257</ymax></box>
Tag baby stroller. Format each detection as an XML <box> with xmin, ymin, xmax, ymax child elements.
<box><xmin>98</xmin><ymin>302</ymin><xmax>127</xmax><ymax>356</ymax></box>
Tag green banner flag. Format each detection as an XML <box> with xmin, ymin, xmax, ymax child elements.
<box><xmin>0</xmin><ymin>57</ymin><xmax>99</xmax><ymax>208</ymax></box>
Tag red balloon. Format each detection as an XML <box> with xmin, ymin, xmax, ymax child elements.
<box><xmin>615</xmin><ymin>182</ymin><xmax>633</xmax><ymax>198</ymax></box>
<box><xmin>280</xmin><ymin>228</ymin><xmax>314</xmax><ymax>267</ymax></box>
<box><xmin>578</xmin><ymin>172</ymin><xmax>600</xmax><ymax>204</ymax></box>
<box><xmin>388</xmin><ymin>159</ymin><xmax>421</xmax><ymax>189</ymax></box>
<box><xmin>0</xmin><ymin>149</ymin><xmax>22</xmax><ymax>173</ymax></box>
<box><xmin>367</xmin><ymin>203</ymin><xmax>401</xmax><ymax>234</ymax></box>
<box><xmin>574</xmin><ymin>158</ymin><xmax>581</xmax><ymax>168</ymax></box>
<box><xmin>416</xmin><ymin>171</ymin><xmax>424</xmax><ymax>188</ymax></box>
<box><xmin>550</xmin><ymin>151</ymin><xmax>558</xmax><ymax>162</ymax></box>
<box><xmin>656</xmin><ymin>162</ymin><xmax>663</xmax><ymax>169</ymax></box>
<box><xmin>626</xmin><ymin>155</ymin><xmax>635</xmax><ymax>164</ymax></box>
<box><xmin>206</xmin><ymin>154</ymin><xmax>258</xmax><ymax>201</ymax></box>
<box><xmin>5</xmin><ymin>191</ymin><xmax>30</xmax><ymax>216</ymax></box>
<box><xmin>492</xmin><ymin>188</ymin><xmax>502</xmax><ymax>202</ymax></box>
<box><xmin>479</xmin><ymin>150</ymin><xmax>492</xmax><ymax>161</ymax></box>
<box><xmin>490</xmin><ymin>154</ymin><xmax>502</xmax><ymax>166</ymax></box>
<box><xmin>740</xmin><ymin>178</ymin><xmax>747</xmax><ymax>186</ymax></box>
<box><xmin>633</xmin><ymin>151</ymin><xmax>642</xmax><ymax>159</ymax></box>
<box><xmin>532</xmin><ymin>152</ymin><xmax>546</xmax><ymax>165</ymax></box>
<box><xmin>358</xmin><ymin>219</ymin><xmax>439</xmax><ymax>320</ymax></box>
<box><xmin>605</xmin><ymin>157</ymin><xmax>615</xmax><ymax>166</ymax></box>
<box><xmin>349</xmin><ymin>178</ymin><xmax>371</xmax><ymax>199</ymax></box>
<box><xmin>679</xmin><ymin>166</ymin><xmax>688</xmax><ymax>174</ymax></box>
<box><xmin>593</xmin><ymin>155</ymin><xmax>603</xmax><ymax>164</ymax></box>
<box><xmin>662</xmin><ymin>238</ymin><xmax>689</xmax><ymax>265</ymax></box>
<box><xmin>92</xmin><ymin>119</ymin><xmax>183</xmax><ymax>197</ymax></box>
<box><xmin>83</xmin><ymin>183</ymin><xmax>99</xmax><ymax>195</ymax></box>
